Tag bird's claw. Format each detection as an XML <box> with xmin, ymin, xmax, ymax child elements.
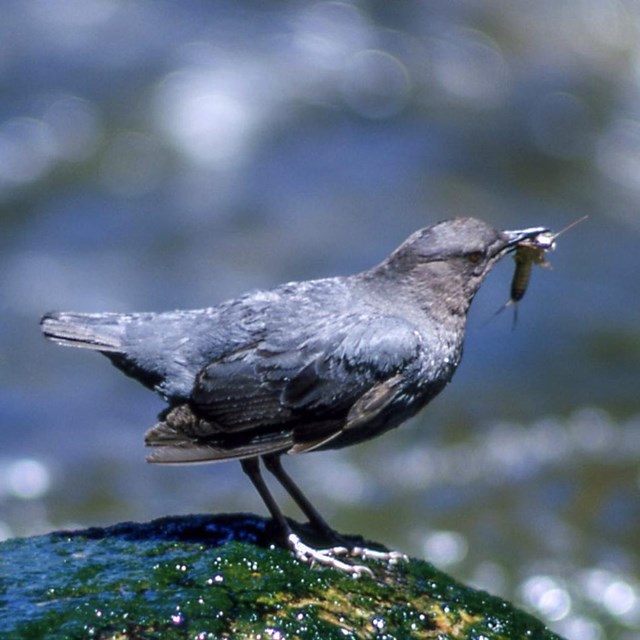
<box><xmin>287</xmin><ymin>533</ymin><xmax>408</xmax><ymax>576</ymax></box>
<box><xmin>287</xmin><ymin>533</ymin><xmax>374</xmax><ymax>577</ymax></box>
<box><xmin>349</xmin><ymin>546</ymin><xmax>408</xmax><ymax>565</ymax></box>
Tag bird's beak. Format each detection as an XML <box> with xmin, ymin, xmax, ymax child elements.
<box><xmin>499</xmin><ymin>226</ymin><xmax>550</xmax><ymax>254</ymax></box>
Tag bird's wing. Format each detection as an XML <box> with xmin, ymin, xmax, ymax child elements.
<box><xmin>188</xmin><ymin>314</ymin><xmax>423</xmax><ymax>451</ymax></box>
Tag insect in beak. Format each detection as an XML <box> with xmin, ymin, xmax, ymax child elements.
<box><xmin>499</xmin><ymin>215</ymin><xmax>588</xmax><ymax>327</ymax></box>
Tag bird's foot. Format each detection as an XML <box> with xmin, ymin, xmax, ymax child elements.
<box><xmin>316</xmin><ymin>527</ymin><xmax>409</xmax><ymax>566</ymax></box>
<box><xmin>286</xmin><ymin>533</ymin><xmax>408</xmax><ymax>576</ymax></box>
<box><xmin>348</xmin><ymin>545</ymin><xmax>408</xmax><ymax>565</ymax></box>
<box><xmin>287</xmin><ymin>533</ymin><xmax>374</xmax><ymax>577</ymax></box>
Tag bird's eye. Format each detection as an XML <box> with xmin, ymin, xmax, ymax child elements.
<box><xmin>466</xmin><ymin>251</ymin><xmax>484</xmax><ymax>264</ymax></box>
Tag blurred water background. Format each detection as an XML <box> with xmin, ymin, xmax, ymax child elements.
<box><xmin>1</xmin><ymin>2</ymin><xmax>639</xmax><ymax>638</ymax></box>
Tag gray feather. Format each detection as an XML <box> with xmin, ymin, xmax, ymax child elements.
<box><xmin>41</xmin><ymin>311</ymin><xmax>127</xmax><ymax>351</ymax></box>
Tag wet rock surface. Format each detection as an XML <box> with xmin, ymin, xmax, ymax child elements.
<box><xmin>0</xmin><ymin>513</ymin><xmax>564</xmax><ymax>639</ymax></box>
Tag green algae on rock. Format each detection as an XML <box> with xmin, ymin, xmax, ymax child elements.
<box><xmin>0</xmin><ymin>514</ymin><xmax>565</xmax><ymax>640</ymax></box>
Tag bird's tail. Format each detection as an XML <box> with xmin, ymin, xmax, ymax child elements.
<box><xmin>40</xmin><ymin>311</ymin><xmax>128</xmax><ymax>352</ymax></box>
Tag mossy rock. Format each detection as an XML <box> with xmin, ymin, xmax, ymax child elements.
<box><xmin>0</xmin><ymin>514</ymin><xmax>564</xmax><ymax>639</ymax></box>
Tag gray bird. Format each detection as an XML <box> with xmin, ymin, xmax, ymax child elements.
<box><xmin>41</xmin><ymin>217</ymin><xmax>548</xmax><ymax>574</ymax></box>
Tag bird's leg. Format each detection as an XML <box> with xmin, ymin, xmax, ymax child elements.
<box><xmin>240</xmin><ymin>457</ymin><xmax>373</xmax><ymax>576</ymax></box>
<box><xmin>262</xmin><ymin>454</ymin><xmax>407</xmax><ymax>566</ymax></box>
<box><xmin>262</xmin><ymin>454</ymin><xmax>336</xmax><ymax>539</ymax></box>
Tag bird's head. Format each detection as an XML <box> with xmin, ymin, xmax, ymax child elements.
<box><xmin>375</xmin><ymin>217</ymin><xmax>549</xmax><ymax>317</ymax></box>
